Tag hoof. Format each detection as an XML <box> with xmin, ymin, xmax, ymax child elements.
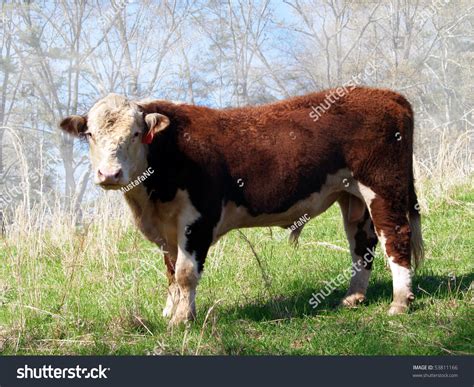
<box><xmin>169</xmin><ymin>302</ymin><xmax>195</xmax><ymax>326</ymax></box>
<box><xmin>169</xmin><ymin>313</ymin><xmax>194</xmax><ymax>326</ymax></box>
<box><xmin>341</xmin><ymin>293</ymin><xmax>366</xmax><ymax>308</ymax></box>
<box><xmin>163</xmin><ymin>283</ymin><xmax>180</xmax><ymax>318</ymax></box>
<box><xmin>162</xmin><ymin>304</ymin><xmax>175</xmax><ymax>318</ymax></box>
<box><xmin>388</xmin><ymin>303</ymin><xmax>409</xmax><ymax>315</ymax></box>
<box><xmin>388</xmin><ymin>292</ymin><xmax>414</xmax><ymax>315</ymax></box>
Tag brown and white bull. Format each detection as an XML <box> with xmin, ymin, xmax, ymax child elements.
<box><xmin>60</xmin><ymin>87</ymin><xmax>424</xmax><ymax>325</ymax></box>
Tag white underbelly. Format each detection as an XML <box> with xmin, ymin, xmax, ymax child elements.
<box><xmin>213</xmin><ymin>169</ymin><xmax>350</xmax><ymax>241</ymax></box>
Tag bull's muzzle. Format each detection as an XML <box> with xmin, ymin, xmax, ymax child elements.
<box><xmin>97</xmin><ymin>167</ymin><xmax>123</xmax><ymax>187</ymax></box>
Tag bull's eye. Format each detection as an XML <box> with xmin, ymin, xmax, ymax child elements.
<box><xmin>133</xmin><ymin>132</ymin><xmax>140</xmax><ymax>138</ymax></box>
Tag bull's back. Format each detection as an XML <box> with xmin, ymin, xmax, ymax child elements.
<box><xmin>175</xmin><ymin>88</ymin><xmax>413</xmax><ymax>214</ymax></box>
<box><xmin>207</xmin><ymin>88</ymin><xmax>408</xmax><ymax>212</ymax></box>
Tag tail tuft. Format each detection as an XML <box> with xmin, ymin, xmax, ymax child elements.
<box><xmin>289</xmin><ymin>227</ymin><xmax>304</xmax><ymax>246</ymax></box>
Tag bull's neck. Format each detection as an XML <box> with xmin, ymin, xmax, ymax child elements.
<box><xmin>123</xmin><ymin>184</ymin><xmax>150</xmax><ymax>217</ymax></box>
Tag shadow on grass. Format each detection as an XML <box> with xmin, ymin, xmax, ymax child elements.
<box><xmin>220</xmin><ymin>273</ymin><xmax>474</xmax><ymax>322</ymax></box>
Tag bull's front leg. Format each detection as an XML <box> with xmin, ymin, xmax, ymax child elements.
<box><xmin>169</xmin><ymin>218</ymin><xmax>212</xmax><ymax>326</ymax></box>
<box><xmin>162</xmin><ymin>251</ymin><xmax>180</xmax><ymax>318</ymax></box>
<box><xmin>170</xmin><ymin>248</ymin><xmax>198</xmax><ymax>325</ymax></box>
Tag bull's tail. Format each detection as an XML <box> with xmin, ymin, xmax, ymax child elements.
<box><xmin>401</xmin><ymin>97</ymin><xmax>424</xmax><ymax>270</ymax></box>
<box><xmin>408</xmin><ymin>146</ymin><xmax>424</xmax><ymax>268</ymax></box>
<box><xmin>409</xmin><ymin>195</ymin><xmax>424</xmax><ymax>269</ymax></box>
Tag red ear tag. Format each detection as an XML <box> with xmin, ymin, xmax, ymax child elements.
<box><xmin>142</xmin><ymin>131</ymin><xmax>154</xmax><ymax>144</ymax></box>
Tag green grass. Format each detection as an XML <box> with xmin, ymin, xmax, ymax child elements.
<box><xmin>0</xmin><ymin>186</ymin><xmax>472</xmax><ymax>355</ymax></box>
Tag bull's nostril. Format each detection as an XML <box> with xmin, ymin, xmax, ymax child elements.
<box><xmin>98</xmin><ymin>168</ymin><xmax>122</xmax><ymax>184</ymax></box>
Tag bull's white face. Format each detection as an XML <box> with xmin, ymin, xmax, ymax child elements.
<box><xmin>86</xmin><ymin>100</ymin><xmax>146</xmax><ymax>189</ymax></box>
<box><xmin>59</xmin><ymin>94</ymin><xmax>169</xmax><ymax>190</ymax></box>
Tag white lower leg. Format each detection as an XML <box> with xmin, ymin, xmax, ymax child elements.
<box><xmin>170</xmin><ymin>247</ymin><xmax>199</xmax><ymax>325</ymax></box>
<box><xmin>162</xmin><ymin>281</ymin><xmax>180</xmax><ymax>318</ymax></box>
<box><xmin>388</xmin><ymin>258</ymin><xmax>414</xmax><ymax>315</ymax></box>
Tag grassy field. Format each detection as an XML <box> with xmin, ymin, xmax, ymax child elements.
<box><xmin>0</xmin><ymin>185</ymin><xmax>472</xmax><ymax>355</ymax></box>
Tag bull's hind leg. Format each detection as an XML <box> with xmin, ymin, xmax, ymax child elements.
<box><xmin>357</xmin><ymin>184</ymin><xmax>414</xmax><ymax>315</ymax></box>
<box><xmin>338</xmin><ymin>193</ymin><xmax>378</xmax><ymax>307</ymax></box>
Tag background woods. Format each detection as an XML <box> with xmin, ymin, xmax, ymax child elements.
<box><xmin>0</xmin><ymin>0</ymin><xmax>472</xmax><ymax>221</ymax></box>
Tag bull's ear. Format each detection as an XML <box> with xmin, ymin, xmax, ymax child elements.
<box><xmin>142</xmin><ymin>113</ymin><xmax>170</xmax><ymax>144</ymax></box>
<box><xmin>59</xmin><ymin>115</ymin><xmax>87</xmax><ymax>137</ymax></box>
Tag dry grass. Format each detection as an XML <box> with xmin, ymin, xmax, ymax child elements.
<box><xmin>414</xmin><ymin>128</ymin><xmax>473</xmax><ymax>211</ymax></box>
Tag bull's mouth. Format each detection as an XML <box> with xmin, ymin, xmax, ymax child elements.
<box><xmin>98</xmin><ymin>183</ymin><xmax>124</xmax><ymax>190</ymax></box>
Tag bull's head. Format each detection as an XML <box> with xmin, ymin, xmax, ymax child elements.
<box><xmin>59</xmin><ymin>94</ymin><xmax>169</xmax><ymax>190</ymax></box>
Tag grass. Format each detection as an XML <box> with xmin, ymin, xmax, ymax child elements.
<box><xmin>0</xmin><ymin>185</ymin><xmax>472</xmax><ymax>355</ymax></box>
